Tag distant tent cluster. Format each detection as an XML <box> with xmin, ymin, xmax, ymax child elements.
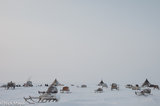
<box><xmin>2</xmin><ymin>77</ymin><xmax>159</xmax><ymax>104</ymax></box>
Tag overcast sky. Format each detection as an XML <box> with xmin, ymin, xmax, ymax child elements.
<box><xmin>0</xmin><ymin>0</ymin><xmax>160</xmax><ymax>84</ymax></box>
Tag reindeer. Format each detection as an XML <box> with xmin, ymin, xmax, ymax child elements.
<box><xmin>6</xmin><ymin>81</ymin><xmax>15</xmax><ymax>90</ymax></box>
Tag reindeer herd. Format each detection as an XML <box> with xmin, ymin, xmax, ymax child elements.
<box><xmin>0</xmin><ymin>79</ymin><xmax>159</xmax><ymax>104</ymax></box>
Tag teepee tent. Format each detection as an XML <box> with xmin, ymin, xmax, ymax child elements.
<box><xmin>45</xmin><ymin>78</ymin><xmax>61</xmax><ymax>94</ymax></box>
<box><xmin>51</xmin><ymin>78</ymin><xmax>62</xmax><ymax>86</ymax></box>
<box><xmin>142</xmin><ymin>79</ymin><xmax>151</xmax><ymax>87</ymax></box>
<box><xmin>46</xmin><ymin>84</ymin><xmax>58</xmax><ymax>93</ymax></box>
<box><xmin>23</xmin><ymin>77</ymin><xmax>33</xmax><ymax>87</ymax></box>
<box><xmin>98</xmin><ymin>80</ymin><xmax>104</xmax><ymax>86</ymax></box>
<box><xmin>98</xmin><ymin>80</ymin><xmax>108</xmax><ymax>88</ymax></box>
<box><xmin>23</xmin><ymin>81</ymin><xmax>33</xmax><ymax>87</ymax></box>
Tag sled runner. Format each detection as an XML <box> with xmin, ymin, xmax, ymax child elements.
<box><xmin>24</xmin><ymin>93</ymin><xmax>58</xmax><ymax>104</ymax></box>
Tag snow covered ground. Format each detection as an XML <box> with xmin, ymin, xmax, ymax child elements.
<box><xmin>0</xmin><ymin>83</ymin><xmax>160</xmax><ymax>106</ymax></box>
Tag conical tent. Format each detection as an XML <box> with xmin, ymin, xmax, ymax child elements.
<box><xmin>51</xmin><ymin>78</ymin><xmax>61</xmax><ymax>86</ymax></box>
<box><xmin>98</xmin><ymin>80</ymin><xmax>104</xmax><ymax>86</ymax></box>
<box><xmin>142</xmin><ymin>79</ymin><xmax>151</xmax><ymax>87</ymax></box>
<box><xmin>23</xmin><ymin>81</ymin><xmax>33</xmax><ymax>87</ymax></box>
<box><xmin>46</xmin><ymin>78</ymin><xmax>60</xmax><ymax>93</ymax></box>
<box><xmin>47</xmin><ymin>84</ymin><xmax>58</xmax><ymax>93</ymax></box>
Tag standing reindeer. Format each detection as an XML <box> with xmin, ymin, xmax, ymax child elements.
<box><xmin>6</xmin><ymin>81</ymin><xmax>15</xmax><ymax>90</ymax></box>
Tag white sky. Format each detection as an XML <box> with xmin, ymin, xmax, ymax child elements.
<box><xmin>0</xmin><ymin>0</ymin><xmax>160</xmax><ymax>84</ymax></box>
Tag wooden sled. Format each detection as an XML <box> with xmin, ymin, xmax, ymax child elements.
<box><xmin>60</xmin><ymin>86</ymin><xmax>72</xmax><ymax>93</ymax></box>
<box><xmin>135</xmin><ymin>89</ymin><xmax>152</xmax><ymax>96</ymax></box>
<box><xmin>24</xmin><ymin>94</ymin><xmax>58</xmax><ymax>104</ymax></box>
<box><xmin>94</xmin><ymin>88</ymin><xmax>103</xmax><ymax>93</ymax></box>
<box><xmin>111</xmin><ymin>83</ymin><xmax>119</xmax><ymax>90</ymax></box>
